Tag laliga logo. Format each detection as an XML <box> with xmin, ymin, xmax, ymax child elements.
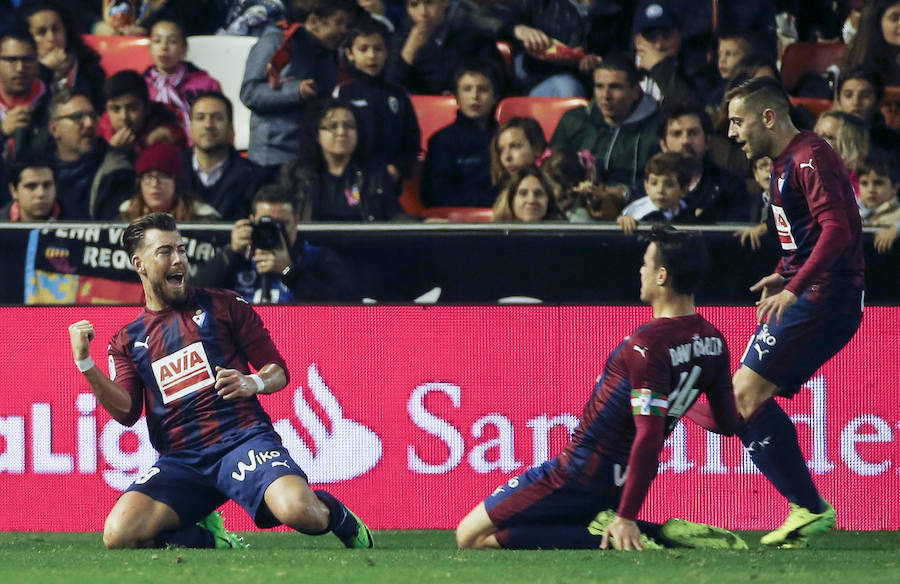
<box><xmin>273</xmin><ymin>364</ymin><xmax>382</xmax><ymax>483</ymax></box>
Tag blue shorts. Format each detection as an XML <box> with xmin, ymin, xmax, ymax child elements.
<box><xmin>126</xmin><ymin>427</ymin><xmax>307</xmax><ymax>528</ymax></box>
<box><xmin>740</xmin><ymin>282</ymin><xmax>863</xmax><ymax>396</ymax></box>
<box><xmin>484</xmin><ymin>458</ymin><xmax>624</xmax><ymax>528</ymax></box>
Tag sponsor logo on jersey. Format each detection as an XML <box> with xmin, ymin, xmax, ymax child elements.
<box><xmin>151</xmin><ymin>341</ymin><xmax>215</xmax><ymax>404</ymax></box>
<box><xmin>231</xmin><ymin>449</ymin><xmax>283</xmax><ymax>481</ymax></box>
<box><xmin>799</xmin><ymin>158</ymin><xmax>815</xmax><ymax>170</ymax></box>
<box><xmin>633</xmin><ymin>345</ymin><xmax>648</xmax><ymax>358</ymax></box>
<box><xmin>630</xmin><ymin>388</ymin><xmax>667</xmax><ymax>416</ymax></box>
<box><xmin>771</xmin><ymin>204</ymin><xmax>797</xmax><ymax>251</ymax></box>
<box><xmin>134</xmin><ymin>336</ymin><xmax>149</xmax><ymax>350</ymax></box>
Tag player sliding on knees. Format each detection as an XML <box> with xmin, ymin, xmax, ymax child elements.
<box><xmin>67</xmin><ymin>212</ymin><xmax>373</xmax><ymax>550</ymax></box>
<box><xmin>456</xmin><ymin>226</ymin><xmax>747</xmax><ymax>551</ymax></box>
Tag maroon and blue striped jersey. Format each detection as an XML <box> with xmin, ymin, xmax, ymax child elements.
<box><xmin>769</xmin><ymin>131</ymin><xmax>864</xmax><ymax>296</ymax></box>
<box><xmin>557</xmin><ymin>314</ymin><xmax>740</xmax><ymax>519</ymax></box>
<box><xmin>107</xmin><ymin>288</ymin><xmax>289</xmax><ymax>454</ymax></box>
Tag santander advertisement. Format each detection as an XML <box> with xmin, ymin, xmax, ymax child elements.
<box><xmin>0</xmin><ymin>306</ymin><xmax>896</xmax><ymax>532</ymax></box>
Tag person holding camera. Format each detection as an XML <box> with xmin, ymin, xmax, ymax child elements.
<box><xmin>192</xmin><ymin>184</ymin><xmax>358</xmax><ymax>304</ymax></box>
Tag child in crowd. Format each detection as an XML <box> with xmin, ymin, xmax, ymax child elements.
<box><xmin>421</xmin><ymin>62</ymin><xmax>498</xmax><ymax>207</ymax></box>
<box><xmin>540</xmin><ymin>148</ymin><xmax>625</xmax><ymax>222</ymax></box>
<box><xmin>617</xmin><ymin>151</ymin><xmax>691</xmax><ymax>234</ymax></box>
<box><xmin>144</xmin><ymin>20</ymin><xmax>222</xmax><ymax>141</ymax></box>
<box><xmin>334</xmin><ymin>17</ymin><xmax>420</xmax><ymax>181</ymax></box>
<box><xmin>857</xmin><ymin>149</ymin><xmax>900</xmax><ymax>226</ymax></box>
<box><xmin>489</xmin><ymin>116</ymin><xmax>547</xmax><ymax>193</ymax></box>
<box><xmin>734</xmin><ymin>155</ymin><xmax>774</xmax><ymax>250</ymax></box>
<box><xmin>491</xmin><ymin>165</ymin><xmax>558</xmax><ymax>222</ymax></box>
<box><xmin>240</xmin><ymin>0</ymin><xmax>357</xmax><ymax>169</ymax></box>
<box><xmin>708</xmin><ymin>30</ymin><xmax>756</xmax><ymax>109</ymax></box>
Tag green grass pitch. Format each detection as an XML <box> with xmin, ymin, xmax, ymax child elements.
<box><xmin>1</xmin><ymin>530</ymin><xmax>897</xmax><ymax>584</ymax></box>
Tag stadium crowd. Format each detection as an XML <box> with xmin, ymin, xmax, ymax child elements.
<box><xmin>1</xmin><ymin>0</ymin><xmax>899</xmax><ymax>303</ymax></box>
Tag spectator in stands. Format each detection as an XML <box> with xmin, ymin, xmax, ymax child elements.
<box><xmin>18</xmin><ymin>1</ymin><xmax>106</xmax><ymax>111</ymax></box>
<box><xmin>356</xmin><ymin>0</ymin><xmax>404</xmax><ymax>33</ymax></box>
<box><xmin>385</xmin><ymin>0</ymin><xmax>507</xmax><ymax>96</ymax></box>
<box><xmin>98</xmin><ymin>70</ymin><xmax>187</xmax><ymax>158</ymax></box>
<box><xmin>551</xmin><ymin>56</ymin><xmax>660</xmax><ymax>195</ymax></box>
<box><xmin>192</xmin><ymin>184</ymin><xmax>359</xmax><ymax>304</ymax></box>
<box><xmin>48</xmin><ymin>89</ymin><xmax>133</xmax><ymax>219</ymax></box>
<box><xmin>183</xmin><ymin>91</ymin><xmax>259</xmax><ymax>221</ymax></box>
<box><xmin>842</xmin><ymin>0</ymin><xmax>900</xmax><ymax>85</ymax></box>
<box><xmin>833</xmin><ymin>67</ymin><xmax>900</xmax><ymax>158</ymax></box>
<box><xmin>489</xmin><ymin>116</ymin><xmax>546</xmax><ymax>192</ymax></box>
<box><xmin>540</xmin><ymin>147</ymin><xmax>625</xmax><ymax>222</ymax></box>
<box><xmin>1</xmin><ymin>158</ymin><xmax>61</xmax><ymax>221</ymax></box>
<box><xmin>241</xmin><ymin>0</ymin><xmax>357</xmax><ymax>170</ymax></box>
<box><xmin>617</xmin><ymin>151</ymin><xmax>692</xmax><ymax>234</ymax></box>
<box><xmin>0</xmin><ymin>32</ymin><xmax>51</xmax><ymax>161</ymax></box>
<box><xmin>707</xmin><ymin>30</ymin><xmax>757</xmax><ymax>109</ymax></box>
<box><xmin>144</xmin><ymin>20</ymin><xmax>223</xmax><ymax>139</ymax></box>
<box><xmin>632</xmin><ymin>1</ymin><xmax>717</xmax><ymax>103</ymax></box>
<box><xmin>279</xmin><ymin>97</ymin><xmax>403</xmax><ymax>221</ymax></box>
<box><xmin>814</xmin><ymin>110</ymin><xmax>870</xmax><ymax>193</ymax></box>
<box><xmin>334</xmin><ymin>17</ymin><xmax>420</xmax><ymax>181</ymax></box>
<box><xmin>491</xmin><ymin>165</ymin><xmax>559</xmax><ymax>222</ymax></box>
<box><xmin>120</xmin><ymin>141</ymin><xmax>219</xmax><ymax>221</ymax></box>
<box><xmin>734</xmin><ymin>155</ymin><xmax>775</xmax><ymax>250</ymax></box>
<box><xmin>92</xmin><ymin>0</ymin><xmax>226</xmax><ymax>37</ymax></box>
<box><xmin>486</xmin><ymin>0</ymin><xmax>630</xmax><ymax>97</ymax></box>
<box><xmin>220</xmin><ymin>0</ymin><xmax>287</xmax><ymax>37</ymax></box>
<box><xmin>657</xmin><ymin>98</ymin><xmax>753</xmax><ymax>223</ymax></box>
<box><xmin>856</xmin><ymin>149</ymin><xmax>899</xmax><ymax>224</ymax></box>
<box><xmin>422</xmin><ymin>62</ymin><xmax>498</xmax><ymax>207</ymax></box>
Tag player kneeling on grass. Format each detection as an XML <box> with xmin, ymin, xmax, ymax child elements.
<box><xmin>67</xmin><ymin>212</ymin><xmax>373</xmax><ymax>550</ymax></box>
<box><xmin>456</xmin><ymin>225</ymin><xmax>747</xmax><ymax>551</ymax></box>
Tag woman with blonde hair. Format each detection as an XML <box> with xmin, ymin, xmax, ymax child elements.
<box><xmin>814</xmin><ymin>110</ymin><xmax>870</xmax><ymax>193</ymax></box>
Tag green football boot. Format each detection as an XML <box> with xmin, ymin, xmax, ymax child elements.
<box><xmin>760</xmin><ymin>501</ymin><xmax>836</xmax><ymax>549</ymax></box>
<box><xmin>338</xmin><ymin>507</ymin><xmax>374</xmax><ymax>549</ymax></box>
<box><xmin>196</xmin><ymin>511</ymin><xmax>248</xmax><ymax>549</ymax></box>
<box><xmin>588</xmin><ymin>510</ymin><xmax>664</xmax><ymax>550</ymax></box>
<box><xmin>658</xmin><ymin>518</ymin><xmax>749</xmax><ymax>550</ymax></box>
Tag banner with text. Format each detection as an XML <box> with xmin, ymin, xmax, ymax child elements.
<box><xmin>0</xmin><ymin>305</ymin><xmax>896</xmax><ymax>531</ymax></box>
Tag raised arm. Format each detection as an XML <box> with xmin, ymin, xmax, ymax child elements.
<box><xmin>68</xmin><ymin>320</ymin><xmax>139</xmax><ymax>425</ymax></box>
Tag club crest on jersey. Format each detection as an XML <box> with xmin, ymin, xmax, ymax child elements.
<box><xmin>192</xmin><ymin>309</ymin><xmax>206</xmax><ymax>328</ymax></box>
<box><xmin>777</xmin><ymin>175</ymin><xmax>785</xmax><ymax>193</ymax></box>
<box><xmin>151</xmin><ymin>341</ymin><xmax>215</xmax><ymax>404</ymax></box>
<box><xmin>630</xmin><ymin>388</ymin><xmax>667</xmax><ymax>416</ymax></box>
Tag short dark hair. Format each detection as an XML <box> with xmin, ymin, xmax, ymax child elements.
<box><xmin>725</xmin><ymin>76</ymin><xmax>791</xmax><ymax>116</ymax></box>
<box><xmin>644</xmin><ymin>151</ymin><xmax>691</xmax><ymax>189</ymax></box>
<box><xmin>858</xmin><ymin>149</ymin><xmax>899</xmax><ymax>183</ymax></box>
<box><xmin>122</xmin><ymin>212</ymin><xmax>178</xmax><ymax>257</ymax></box>
<box><xmin>252</xmin><ymin>184</ymin><xmax>298</xmax><ymax>213</ymax></box>
<box><xmin>344</xmin><ymin>14</ymin><xmax>389</xmax><ymax>49</ymax></box>
<box><xmin>8</xmin><ymin>158</ymin><xmax>55</xmax><ymax>188</ymax></box>
<box><xmin>104</xmin><ymin>70</ymin><xmax>149</xmax><ymax>106</ymax></box>
<box><xmin>453</xmin><ymin>61</ymin><xmax>500</xmax><ymax>96</ymax></box>
<box><xmin>657</xmin><ymin>98</ymin><xmax>712</xmax><ymax>141</ymax></box>
<box><xmin>291</xmin><ymin>0</ymin><xmax>359</xmax><ymax>22</ymax></box>
<box><xmin>642</xmin><ymin>225</ymin><xmax>709</xmax><ymax>296</ymax></box>
<box><xmin>836</xmin><ymin>66</ymin><xmax>885</xmax><ymax>102</ymax></box>
<box><xmin>593</xmin><ymin>54</ymin><xmax>641</xmax><ymax>86</ymax></box>
<box><xmin>49</xmin><ymin>88</ymin><xmax>94</xmax><ymax>118</ymax></box>
<box><xmin>190</xmin><ymin>90</ymin><xmax>233</xmax><ymax>122</ymax></box>
<box><xmin>0</xmin><ymin>31</ymin><xmax>37</xmax><ymax>53</ymax></box>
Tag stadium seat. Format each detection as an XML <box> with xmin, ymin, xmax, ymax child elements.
<box><xmin>422</xmin><ymin>206</ymin><xmax>494</xmax><ymax>222</ymax></box>
<box><xmin>82</xmin><ymin>34</ymin><xmax>153</xmax><ymax>76</ymax></box>
<box><xmin>186</xmin><ymin>35</ymin><xmax>258</xmax><ymax>151</ymax></box>
<box><xmin>410</xmin><ymin>95</ymin><xmax>458</xmax><ymax>153</ymax></box>
<box><xmin>779</xmin><ymin>42</ymin><xmax>846</xmax><ymax>93</ymax></box>
<box><xmin>399</xmin><ymin>165</ymin><xmax>426</xmax><ymax>217</ymax></box>
<box><xmin>495</xmin><ymin>97</ymin><xmax>589</xmax><ymax>141</ymax></box>
<box><xmin>789</xmin><ymin>96</ymin><xmax>833</xmax><ymax>118</ymax></box>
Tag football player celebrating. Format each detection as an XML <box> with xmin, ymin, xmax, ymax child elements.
<box><xmin>456</xmin><ymin>226</ymin><xmax>747</xmax><ymax>551</ymax></box>
<box><xmin>725</xmin><ymin>77</ymin><xmax>864</xmax><ymax>548</ymax></box>
<box><xmin>67</xmin><ymin>212</ymin><xmax>373</xmax><ymax>550</ymax></box>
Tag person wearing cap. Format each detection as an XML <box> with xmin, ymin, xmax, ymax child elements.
<box><xmin>120</xmin><ymin>141</ymin><xmax>220</xmax><ymax>222</ymax></box>
<box><xmin>632</xmin><ymin>1</ymin><xmax>717</xmax><ymax>103</ymax></box>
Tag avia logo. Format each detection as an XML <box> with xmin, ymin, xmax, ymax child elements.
<box><xmin>800</xmin><ymin>158</ymin><xmax>815</xmax><ymax>170</ymax></box>
<box><xmin>231</xmin><ymin>449</ymin><xmax>282</xmax><ymax>481</ymax></box>
<box><xmin>273</xmin><ymin>364</ymin><xmax>382</xmax><ymax>483</ymax></box>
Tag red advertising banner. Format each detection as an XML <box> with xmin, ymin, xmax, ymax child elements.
<box><xmin>0</xmin><ymin>306</ymin><xmax>896</xmax><ymax>532</ymax></box>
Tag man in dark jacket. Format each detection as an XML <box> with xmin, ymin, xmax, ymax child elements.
<box><xmin>0</xmin><ymin>32</ymin><xmax>52</xmax><ymax>162</ymax></box>
<box><xmin>192</xmin><ymin>185</ymin><xmax>358</xmax><ymax>304</ymax></box>
<box><xmin>183</xmin><ymin>91</ymin><xmax>259</xmax><ymax>221</ymax></box>
<box><xmin>657</xmin><ymin>99</ymin><xmax>753</xmax><ymax>223</ymax></box>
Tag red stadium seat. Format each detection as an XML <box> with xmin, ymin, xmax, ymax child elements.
<box><xmin>399</xmin><ymin>165</ymin><xmax>426</xmax><ymax>217</ymax></box>
<box><xmin>495</xmin><ymin>96</ymin><xmax>589</xmax><ymax>141</ymax></box>
<box><xmin>422</xmin><ymin>207</ymin><xmax>494</xmax><ymax>222</ymax></box>
<box><xmin>410</xmin><ymin>95</ymin><xmax>459</xmax><ymax>153</ymax></box>
<box><xmin>83</xmin><ymin>34</ymin><xmax>153</xmax><ymax>76</ymax></box>
<box><xmin>790</xmin><ymin>96</ymin><xmax>834</xmax><ymax>118</ymax></box>
<box><xmin>779</xmin><ymin>41</ymin><xmax>846</xmax><ymax>92</ymax></box>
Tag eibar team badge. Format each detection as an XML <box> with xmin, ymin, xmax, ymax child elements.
<box><xmin>192</xmin><ymin>309</ymin><xmax>206</xmax><ymax>328</ymax></box>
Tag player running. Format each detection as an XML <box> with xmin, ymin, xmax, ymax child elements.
<box><xmin>67</xmin><ymin>212</ymin><xmax>373</xmax><ymax>550</ymax></box>
<box><xmin>726</xmin><ymin>77</ymin><xmax>864</xmax><ymax>548</ymax></box>
<box><xmin>456</xmin><ymin>226</ymin><xmax>747</xmax><ymax>551</ymax></box>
